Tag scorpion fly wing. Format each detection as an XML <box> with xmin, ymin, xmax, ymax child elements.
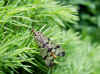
<box><xmin>40</xmin><ymin>48</ymin><xmax>48</xmax><ymax>59</ymax></box>
<box><xmin>32</xmin><ymin>30</ymin><xmax>65</xmax><ymax>66</ymax></box>
<box><xmin>55</xmin><ymin>45</ymin><xmax>65</xmax><ymax>57</ymax></box>
<box><xmin>40</xmin><ymin>48</ymin><xmax>54</xmax><ymax>67</ymax></box>
<box><xmin>45</xmin><ymin>56</ymin><xmax>54</xmax><ymax>67</ymax></box>
<box><xmin>57</xmin><ymin>50</ymin><xmax>65</xmax><ymax>56</ymax></box>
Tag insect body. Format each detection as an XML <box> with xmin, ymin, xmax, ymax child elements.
<box><xmin>32</xmin><ymin>30</ymin><xmax>65</xmax><ymax>67</ymax></box>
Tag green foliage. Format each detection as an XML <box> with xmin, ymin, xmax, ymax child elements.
<box><xmin>58</xmin><ymin>0</ymin><xmax>99</xmax><ymax>43</ymax></box>
<box><xmin>71</xmin><ymin>0</ymin><xmax>100</xmax><ymax>43</ymax></box>
<box><xmin>0</xmin><ymin>0</ymin><xmax>100</xmax><ymax>74</ymax></box>
<box><xmin>0</xmin><ymin>0</ymin><xmax>78</xmax><ymax>74</ymax></box>
<box><xmin>51</xmin><ymin>29</ymin><xmax>100</xmax><ymax>74</ymax></box>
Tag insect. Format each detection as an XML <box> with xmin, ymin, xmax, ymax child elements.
<box><xmin>32</xmin><ymin>30</ymin><xmax>65</xmax><ymax>67</ymax></box>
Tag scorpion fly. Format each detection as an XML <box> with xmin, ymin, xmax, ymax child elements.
<box><xmin>32</xmin><ymin>29</ymin><xmax>65</xmax><ymax>67</ymax></box>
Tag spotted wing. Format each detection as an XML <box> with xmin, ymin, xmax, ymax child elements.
<box><xmin>51</xmin><ymin>45</ymin><xmax>65</xmax><ymax>57</ymax></box>
<box><xmin>45</xmin><ymin>56</ymin><xmax>54</xmax><ymax>67</ymax></box>
<box><xmin>33</xmin><ymin>30</ymin><xmax>65</xmax><ymax>67</ymax></box>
